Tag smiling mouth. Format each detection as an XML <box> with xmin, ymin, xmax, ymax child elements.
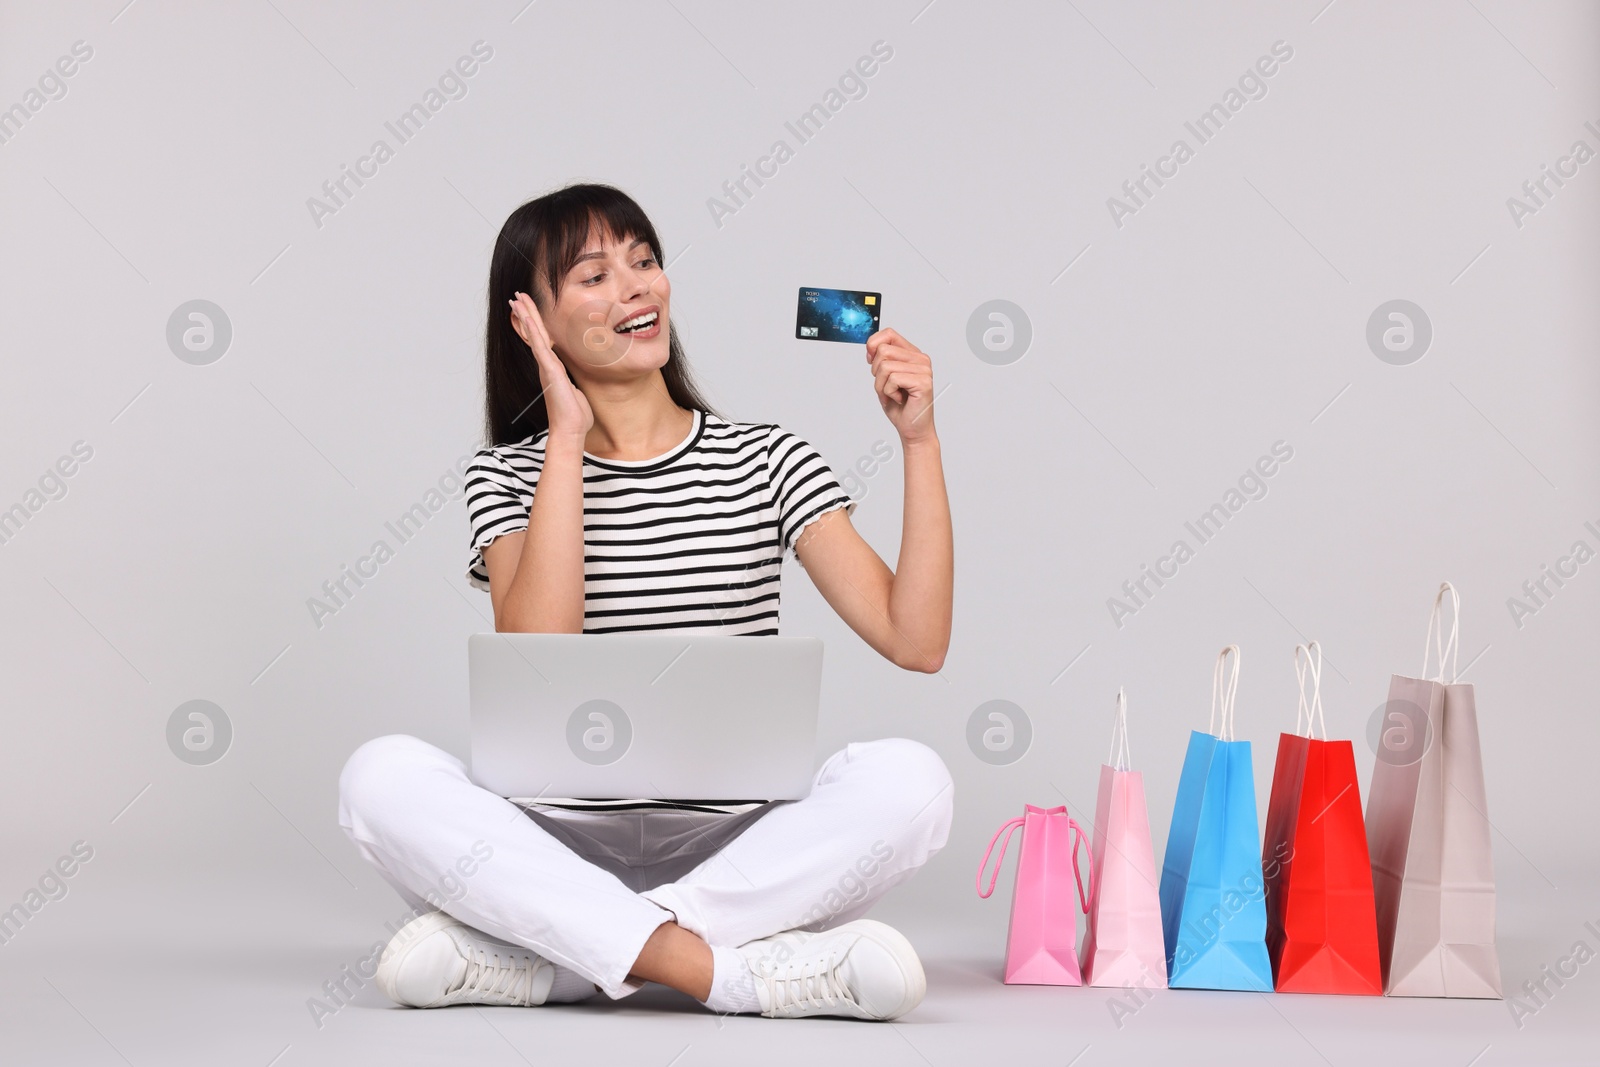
<box><xmin>614</xmin><ymin>310</ymin><xmax>659</xmax><ymax>334</ymax></box>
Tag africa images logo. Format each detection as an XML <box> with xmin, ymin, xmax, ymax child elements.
<box><xmin>566</xmin><ymin>699</ymin><xmax>632</xmax><ymax>765</ymax></box>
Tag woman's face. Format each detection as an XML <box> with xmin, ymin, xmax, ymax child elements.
<box><xmin>539</xmin><ymin>228</ymin><xmax>671</xmax><ymax>377</ymax></box>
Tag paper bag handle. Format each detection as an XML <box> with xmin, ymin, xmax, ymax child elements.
<box><xmin>1422</xmin><ymin>581</ymin><xmax>1461</xmax><ymax>683</ymax></box>
<box><xmin>1208</xmin><ymin>645</ymin><xmax>1242</xmax><ymax>741</ymax></box>
<box><xmin>974</xmin><ymin>811</ymin><xmax>1094</xmax><ymax>913</ymax></box>
<box><xmin>1294</xmin><ymin>641</ymin><xmax>1327</xmax><ymax>740</ymax></box>
<box><xmin>1068</xmin><ymin>815</ymin><xmax>1093</xmax><ymax>913</ymax></box>
<box><xmin>1108</xmin><ymin>687</ymin><xmax>1133</xmax><ymax>771</ymax></box>
<box><xmin>976</xmin><ymin>816</ymin><xmax>1025</xmax><ymax>899</ymax></box>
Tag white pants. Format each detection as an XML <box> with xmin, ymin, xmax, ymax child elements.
<box><xmin>337</xmin><ymin>734</ymin><xmax>954</xmax><ymax>999</ymax></box>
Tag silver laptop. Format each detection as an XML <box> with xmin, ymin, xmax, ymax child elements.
<box><xmin>468</xmin><ymin>633</ymin><xmax>823</xmax><ymax>801</ymax></box>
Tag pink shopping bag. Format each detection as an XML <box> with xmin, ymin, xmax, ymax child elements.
<box><xmin>977</xmin><ymin>803</ymin><xmax>1093</xmax><ymax>985</ymax></box>
<box><xmin>1082</xmin><ymin>689</ymin><xmax>1168</xmax><ymax>991</ymax></box>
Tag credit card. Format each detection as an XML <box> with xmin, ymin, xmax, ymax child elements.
<box><xmin>795</xmin><ymin>287</ymin><xmax>881</xmax><ymax>344</ymax></box>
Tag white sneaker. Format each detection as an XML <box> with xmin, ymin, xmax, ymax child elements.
<box><xmin>735</xmin><ymin>919</ymin><xmax>927</xmax><ymax>1020</ymax></box>
<box><xmin>375</xmin><ymin>911</ymin><xmax>556</xmax><ymax>1008</ymax></box>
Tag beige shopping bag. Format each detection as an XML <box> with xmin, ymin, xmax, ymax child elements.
<box><xmin>1365</xmin><ymin>583</ymin><xmax>1502</xmax><ymax>998</ymax></box>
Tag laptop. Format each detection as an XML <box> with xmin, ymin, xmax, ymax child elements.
<box><xmin>468</xmin><ymin>633</ymin><xmax>823</xmax><ymax>802</ymax></box>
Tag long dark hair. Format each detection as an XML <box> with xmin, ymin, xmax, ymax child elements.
<box><xmin>483</xmin><ymin>183</ymin><xmax>716</xmax><ymax>447</ymax></box>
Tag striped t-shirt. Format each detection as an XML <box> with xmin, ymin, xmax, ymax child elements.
<box><xmin>464</xmin><ymin>410</ymin><xmax>853</xmax><ymax>815</ymax></box>
<box><xmin>464</xmin><ymin>409</ymin><xmax>854</xmax><ymax>629</ymax></box>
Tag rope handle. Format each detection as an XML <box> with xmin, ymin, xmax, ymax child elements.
<box><xmin>1208</xmin><ymin>645</ymin><xmax>1242</xmax><ymax>741</ymax></box>
<box><xmin>1294</xmin><ymin>641</ymin><xmax>1327</xmax><ymax>740</ymax></box>
<box><xmin>1068</xmin><ymin>816</ymin><xmax>1093</xmax><ymax>913</ymax></box>
<box><xmin>1107</xmin><ymin>687</ymin><xmax>1132</xmax><ymax>771</ymax></box>
<box><xmin>976</xmin><ymin>816</ymin><xmax>1025</xmax><ymax>899</ymax></box>
<box><xmin>974</xmin><ymin>811</ymin><xmax>1095</xmax><ymax>914</ymax></box>
<box><xmin>1422</xmin><ymin>582</ymin><xmax>1461</xmax><ymax>683</ymax></box>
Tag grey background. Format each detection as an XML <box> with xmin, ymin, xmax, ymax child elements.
<box><xmin>2</xmin><ymin>1</ymin><xmax>1597</xmax><ymax>1064</ymax></box>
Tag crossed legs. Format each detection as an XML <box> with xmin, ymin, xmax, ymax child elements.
<box><xmin>337</xmin><ymin>734</ymin><xmax>953</xmax><ymax>1003</ymax></box>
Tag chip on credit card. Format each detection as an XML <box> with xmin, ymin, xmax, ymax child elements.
<box><xmin>795</xmin><ymin>287</ymin><xmax>881</xmax><ymax>344</ymax></box>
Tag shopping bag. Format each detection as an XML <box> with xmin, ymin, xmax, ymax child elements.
<box><xmin>977</xmin><ymin>804</ymin><xmax>1093</xmax><ymax>984</ymax></box>
<box><xmin>1261</xmin><ymin>642</ymin><xmax>1383</xmax><ymax>994</ymax></box>
<box><xmin>1366</xmin><ymin>583</ymin><xmax>1502</xmax><ymax>998</ymax></box>
<box><xmin>1158</xmin><ymin>645</ymin><xmax>1273</xmax><ymax>990</ymax></box>
<box><xmin>1081</xmin><ymin>688</ymin><xmax>1167</xmax><ymax>991</ymax></box>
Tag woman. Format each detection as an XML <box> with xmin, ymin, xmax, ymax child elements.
<box><xmin>337</xmin><ymin>183</ymin><xmax>955</xmax><ymax>1021</ymax></box>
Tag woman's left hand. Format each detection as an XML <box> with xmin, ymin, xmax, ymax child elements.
<box><xmin>865</xmin><ymin>328</ymin><xmax>937</xmax><ymax>444</ymax></box>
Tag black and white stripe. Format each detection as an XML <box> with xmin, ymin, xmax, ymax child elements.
<box><xmin>465</xmin><ymin>410</ymin><xmax>854</xmax><ymax>635</ymax></box>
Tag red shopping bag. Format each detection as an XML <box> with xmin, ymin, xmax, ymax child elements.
<box><xmin>1262</xmin><ymin>642</ymin><xmax>1383</xmax><ymax>995</ymax></box>
<box><xmin>977</xmin><ymin>804</ymin><xmax>1092</xmax><ymax>985</ymax></box>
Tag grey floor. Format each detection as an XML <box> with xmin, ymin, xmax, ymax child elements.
<box><xmin>2</xmin><ymin>865</ymin><xmax>1593</xmax><ymax>1067</ymax></box>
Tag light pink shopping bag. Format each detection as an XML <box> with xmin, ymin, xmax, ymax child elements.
<box><xmin>1082</xmin><ymin>689</ymin><xmax>1168</xmax><ymax>990</ymax></box>
<box><xmin>1366</xmin><ymin>583</ymin><xmax>1502</xmax><ymax>998</ymax></box>
<box><xmin>977</xmin><ymin>803</ymin><xmax>1093</xmax><ymax>985</ymax></box>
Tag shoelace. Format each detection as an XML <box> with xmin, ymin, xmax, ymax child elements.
<box><xmin>753</xmin><ymin>951</ymin><xmax>858</xmax><ymax>1015</ymax></box>
<box><xmin>457</xmin><ymin>947</ymin><xmax>540</xmax><ymax>1005</ymax></box>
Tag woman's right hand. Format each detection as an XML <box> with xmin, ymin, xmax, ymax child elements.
<box><xmin>509</xmin><ymin>291</ymin><xmax>594</xmax><ymax>445</ymax></box>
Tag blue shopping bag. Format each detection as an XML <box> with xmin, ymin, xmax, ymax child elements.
<box><xmin>1158</xmin><ymin>646</ymin><xmax>1274</xmax><ymax>991</ymax></box>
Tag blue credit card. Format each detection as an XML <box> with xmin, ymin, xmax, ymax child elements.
<box><xmin>796</xmin><ymin>287</ymin><xmax>881</xmax><ymax>344</ymax></box>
